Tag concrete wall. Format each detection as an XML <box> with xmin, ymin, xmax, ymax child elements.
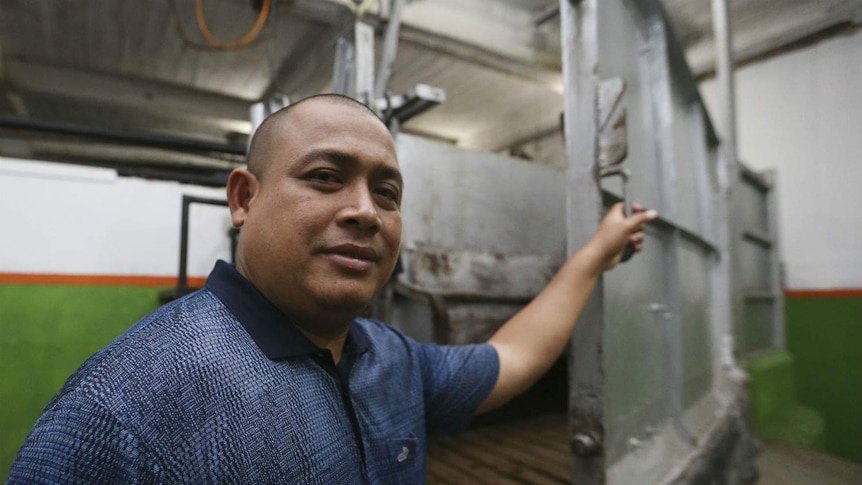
<box><xmin>699</xmin><ymin>28</ymin><xmax>862</xmax><ymax>463</ymax></box>
<box><xmin>699</xmin><ymin>28</ymin><xmax>862</xmax><ymax>290</ymax></box>
<box><xmin>0</xmin><ymin>158</ymin><xmax>231</xmax><ymax>278</ymax></box>
<box><xmin>0</xmin><ymin>158</ymin><xmax>232</xmax><ymax>479</ymax></box>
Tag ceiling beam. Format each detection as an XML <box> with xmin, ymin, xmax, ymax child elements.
<box><xmin>398</xmin><ymin>24</ymin><xmax>563</xmax><ymax>94</ymax></box>
<box><xmin>686</xmin><ymin>4</ymin><xmax>862</xmax><ymax>76</ymax></box>
<box><xmin>2</xmin><ymin>59</ymin><xmax>251</xmax><ymax>133</ymax></box>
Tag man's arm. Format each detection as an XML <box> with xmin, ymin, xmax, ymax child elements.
<box><xmin>478</xmin><ymin>203</ymin><xmax>657</xmax><ymax>413</ymax></box>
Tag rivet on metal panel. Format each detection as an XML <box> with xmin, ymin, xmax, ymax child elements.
<box><xmin>571</xmin><ymin>432</ymin><xmax>602</xmax><ymax>457</ymax></box>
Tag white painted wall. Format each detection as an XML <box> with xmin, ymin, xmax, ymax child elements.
<box><xmin>699</xmin><ymin>29</ymin><xmax>862</xmax><ymax>289</ymax></box>
<box><xmin>0</xmin><ymin>158</ymin><xmax>231</xmax><ymax>277</ymax></box>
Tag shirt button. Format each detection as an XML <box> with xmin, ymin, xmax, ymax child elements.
<box><xmin>397</xmin><ymin>446</ymin><xmax>409</xmax><ymax>462</ymax></box>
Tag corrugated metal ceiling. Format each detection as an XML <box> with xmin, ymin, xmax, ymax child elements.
<box><xmin>0</xmin><ymin>0</ymin><xmax>859</xmax><ymax>171</ymax></box>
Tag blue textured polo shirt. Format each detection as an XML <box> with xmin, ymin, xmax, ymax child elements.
<box><xmin>10</xmin><ymin>261</ymin><xmax>499</xmax><ymax>483</ymax></box>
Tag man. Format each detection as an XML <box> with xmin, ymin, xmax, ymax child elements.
<box><xmin>10</xmin><ymin>94</ymin><xmax>656</xmax><ymax>483</ymax></box>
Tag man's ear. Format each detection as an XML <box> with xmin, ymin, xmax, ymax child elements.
<box><xmin>226</xmin><ymin>168</ymin><xmax>259</xmax><ymax>227</ymax></box>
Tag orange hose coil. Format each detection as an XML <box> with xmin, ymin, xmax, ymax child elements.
<box><xmin>195</xmin><ymin>0</ymin><xmax>271</xmax><ymax>50</ymax></box>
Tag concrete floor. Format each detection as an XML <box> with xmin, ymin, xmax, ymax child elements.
<box><xmin>755</xmin><ymin>440</ymin><xmax>862</xmax><ymax>485</ymax></box>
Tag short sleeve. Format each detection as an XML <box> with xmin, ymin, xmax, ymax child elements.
<box><xmin>9</xmin><ymin>395</ymin><xmax>164</xmax><ymax>484</ymax></box>
<box><xmin>416</xmin><ymin>342</ymin><xmax>499</xmax><ymax>434</ymax></box>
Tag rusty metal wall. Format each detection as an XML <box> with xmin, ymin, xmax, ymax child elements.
<box><xmin>390</xmin><ymin>134</ymin><xmax>566</xmax><ymax>344</ymax></box>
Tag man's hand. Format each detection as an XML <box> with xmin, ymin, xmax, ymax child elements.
<box><xmin>584</xmin><ymin>202</ymin><xmax>658</xmax><ymax>271</ymax></box>
<box><xmin>479</xmin><ymin>202</ymin><xmax>657</xmax><ymax>413</ymax></box>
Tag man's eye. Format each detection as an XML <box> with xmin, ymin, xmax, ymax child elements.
<box><xmin>375</xmin><ymin>187</ymin><xmax>400</xmax><ymax>204</ymax></box>
<box><xmin>308</xmin><ymin>171</ymin><xmax>340</xmax><ymax>183</ymax></box>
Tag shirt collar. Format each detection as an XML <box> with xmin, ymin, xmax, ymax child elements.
<box><xmin>205</xmin><ymin>260</ymin><xmax>370</xmax><ymax>360</ymax></box>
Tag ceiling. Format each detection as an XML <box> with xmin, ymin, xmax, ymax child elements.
<box><xmin>0</xmin><ymin>0</ymin><xmax>859</xmax><ymax>181</ymax></box>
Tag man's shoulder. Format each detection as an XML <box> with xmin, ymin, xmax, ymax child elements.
<box><xmin>94</xmin><ymin>289</ymin><xmax>240</xmax><ymax>360</ymax></box>
<box><xmin>54</xmin><ymin>289</ymin><xmax>256</xmax><ymax>407</ymax></box>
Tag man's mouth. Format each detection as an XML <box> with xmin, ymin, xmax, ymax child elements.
<box><xmin>321</xmin><ymin>244</ymin><xmax>380</xmax><ymax>272</ymax></box>
<box><xmin>325</xmin><ymin>244</ymin><xmax>380</xmax><ymax>261</ymax></box>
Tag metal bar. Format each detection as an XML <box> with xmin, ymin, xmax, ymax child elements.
<box><xmin>711</xmin><ymin>0</ymin><xmax>744</xmax><ymax>372</ymax></box>
<box><xmin>739</xmin><ymin>163</ymin><xmax>771</xmax><ymax>191</ymax></box>
<box><xmin>178</xmin><ymin>196</ymin><xmax>192</xmax><ymax>292</ymax></box>
<box><xmin>742</xmin><ymin>230</ymin><xmax>773</xmax><ymax>247</ymax></box>
<box><xmin>355</xmin><ymin>21</ymin><xmax>376</xmax><ymax>105</ymax></box>
<box><xmin>534</xmin><ymin>4</ymin><xmax>560</xmax><ymax>27</ymax></box>
<box><xmin>374</xmin><ymin>0</ymin><xmax>406</xmax><ymax>100</ymax></box>
<box><xmin>602</xmin><ymin>190</ymin><xmax>720</xmax><ymax>254</ymax></box>
<box><xmin>178</xmin><ymin>196</ymin><xmax>230</xmax><ymax>292</ymax></box>
<box><xmin>560</xmin><ymin>0</ymin><xmax>606</xmax><ymax>481</ymax></box>
<box><xmin>644</xmin><ymin>16</ymin><xmax>696</xmax><ymax>447</ymax></box>
<box><xmin>711</xmin><ymin>0</ymin><xmax>737</xmax><ymax>162</ymax></box>
<box><xmin>764</xmin><ymin>170</ymin><xmax>786</xmax><ymax>348</ymax></box>
<box><xmin>0</xmin><ymin>115</ymin><xmax>247</xmax><ymax>155</ymax></box>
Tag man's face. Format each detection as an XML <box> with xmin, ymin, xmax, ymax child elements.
<box><xmin>233</xmin><ymin>100</ymin><xmax>402</xmax><ymax>328</ymax></box>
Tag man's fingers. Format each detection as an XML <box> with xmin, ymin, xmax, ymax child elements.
<box><xmin>626</xmin><ymin>208</ymin><xmax>658</xmax><ymax>229</ymax></box>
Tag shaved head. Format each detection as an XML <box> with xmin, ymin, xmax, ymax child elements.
<box><xmin>246</xmin><ymin>94</ymin><xmax>387</xmax><ymax>177</ymax></box>
<box><xmin>226</xmin><ymin>92</ymin><xmax>402</xmax><ymax>332</ymax></box>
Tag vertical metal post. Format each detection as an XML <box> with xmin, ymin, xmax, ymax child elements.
<box><xmin>764</xmin><ymin>170</ymin><xmax>786</xmax><ymax>348</ymax></box>
<box><xmin>354</xmin><ymin>21</ymin><xmax>375</xmax><ymax>106</ymax></box>
<box><xmin>560</xmin><ymin>0</ymin><xmax>606</xmax><ymax>482</ymax></box>
<box><xmin>644</xmin><ymin>18</ymin><xmax>696</xmax><ymax>446</ymax></box>
<box><xmin>332</xmin><ymin>20</ymin><xmax>375</xmax><ymax>105</ymax></box>
<box><xmin>178</xmin><ymin>195</ymin><xmax>191</xmax><ymax>293</ymax></box>
<box><xmin>711</xmin><ymin>0</ymin><xmax>744</xmax><ymax>368</ymax></box>
<box><xmin>711</xmin><ymin>0</ymin><xmax>737</xmax><ymax>164</ymax></box>
<box><xmin>374</xmin><ymin>0</ymin><xmax>406</xmax><ymax>100</ymax></box>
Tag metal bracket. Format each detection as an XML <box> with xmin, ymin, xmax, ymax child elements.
<box><xmin>597</xmin><ymin>77</ymin><xmax>635</xmax><ymax>262</ymax></box>
<box><xmin>375</xmin><ymin>84</ymin><xmax>446</xmax><ymax>134</ymax></box>
<box><xmin>598</xmin><ymin>77</ymin><xmax>625</xmax><ymax>131</ymax></box>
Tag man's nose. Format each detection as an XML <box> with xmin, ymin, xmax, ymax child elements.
<box><xmin>337</xmin><ymin>184</ymin><xmax>381</xmax><ymax>231</ymax></box>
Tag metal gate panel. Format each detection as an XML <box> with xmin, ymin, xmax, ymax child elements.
<box><xmin>562</xmin><ymin>0</ymin><xmax>746</xmax><ymax>482</ymax></box>
<box><xmin>596</xmin><ymin>0</ymin><xmax>662</xmax><ymax>213</ymax></box>
<box><xmin>677</xmin><ymin>239</ymin><xmax>715</xmax><ymax>408</ymax></box>
<box><xmin>603</xmin><ymin>228</ymin><xmax>672</xmax><ymax>464</ymax></box>
<box><xmin>734</xmin><ymin>166</ymin><xmax>784</xmax><ymax>357</ymax></box>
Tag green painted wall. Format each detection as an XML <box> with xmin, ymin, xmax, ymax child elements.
<box><xmin>2</xmin><ymin>285</ymin><xmax>860</xmax><ymax>478</ymax></box>
<box><xmin>0</xmin><ymin>284</ymin><xmax>162</xmax><ymax>480</ymax></box>
<box><xmin>786</xmin><ymin>296</ymin><xmax>862</xmax><ymax>464</ymax></box>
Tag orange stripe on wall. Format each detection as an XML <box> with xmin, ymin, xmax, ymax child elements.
<box><xmin>0</xmin><ymin>273</ymin><xmax>208</xmax><ymax>288</ymax></box>
<box><xmin>785</xmin><ymin>288</ymin><xmax>862</xmax><ymax>298</ymax></box>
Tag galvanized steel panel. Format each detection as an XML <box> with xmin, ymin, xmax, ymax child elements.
<box><xmin>396</xmin><ymin>134</ymin><xmax>566</xmax><ymax>256</ymax></box>
<box><xmin>596</xmin><ymin>0</ymin><xmax>663</xmax><ymax>213</ymax></box>
<box><xmin>677</xmin><ymin>238</ymin><xmax>714</xmax><ymax>408</ymax></box>
<box><xmin>737</xmin><ymin>298</ymin><xmax>777</xmax><ymax>355</ymax></box>
<box><xmin>739</xmin><ymin>178</ymin><xmax>770</xmax><ymax>235</ymax></box>
<box><xmin>603</xmin><ymin>224</ymin><xmax>672</xmax><ymax>465</ymax></box>
<box><xmin>739</xmin><ymin>239</ymin><xmax>772</xmax><ymax>290</ymax></box>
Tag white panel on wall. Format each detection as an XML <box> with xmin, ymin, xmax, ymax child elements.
<box><xmin>0</xmin><ymin>157</ymin><xmax>231</xmax><ymax>277</ymax></box>
<box><xmin>699</xmin><ymin>29</ymin><xmax>862</xmax><ymax>289</ymax></box>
